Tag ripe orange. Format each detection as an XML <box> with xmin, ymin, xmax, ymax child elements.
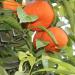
<box><xmin>24</xmin><ymin>0</ymin><xmax>54</xmax><ymax>31</ymax></box>
<box><xmin>33</xmin><ymin>27</ymin><xmax>68</xmax><ymax>52</ymax></box>
<box><xmin>42</xmin><ymin>27</ymin><xmax>68</xmax><ymax>52</ymax></box>
<box><xmin>2</xmin><ymin>0</ymin><xmax>21</xmax><ymax>11</ymax></box>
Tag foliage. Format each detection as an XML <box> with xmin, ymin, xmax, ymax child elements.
<box><xmin>0</xmin><ymin>0</ymin><xmax>75</xmax><ymax>75</ymax></box>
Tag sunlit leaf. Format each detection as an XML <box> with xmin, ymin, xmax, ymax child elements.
<box><xmin>42</xmin><ymin>54</ymin><xmax>49</xmax><ymax>69</ymax></box>
<box><xmin>36</xmin><ymin>39</ymin><xmax>49</xmax><ymax>49</ymax></box>
<box><xmin>15</xmin><ymin>71</ymin><xmax>26</xmax><ymax>75</ymax></box>
<box><xmin>18</xmin><ymin>51</ymin><xmax>36</xmax><ymax>68</ymax></box>
<box><xmin>17</xmin><ymin>51</ymin><xmax>27</xmax><ymax>61</ymax></box>
<box><xmin>26</xmin><ymin>51</ymin><xmax>36</xmax><ymax>67</ymax></box>
<box><xmin>0</xmin><ymin>66</ymin><xmax>8</xmax><ymax>75</ymax></box>
<box><xmin>58</xmin><ymin>5</ymin><xmax>67</xmax><ymax>17</ymax></box>
<box><xmin>17</xmin><ymin>7</ymin><xmax>38</xmax><ymax>23</ymax></box>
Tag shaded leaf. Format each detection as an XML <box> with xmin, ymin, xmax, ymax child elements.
<box><xmin>0</xmin><ymin>16</ymin><xmax>22</xmax><ymax>30</ymax></box>
<box><xmin>0</xmin><ymin>23</ymin><xmax>12</xmax><ymax>31</ymax></box>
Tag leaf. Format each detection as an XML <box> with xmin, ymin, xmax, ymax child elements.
<box><xmin>26</xmin><ymin>51</ymin><xmax>36</xmax><ymax>67</ymax></box>
<box><xmin>36</xmin><ymin>39</ymin><xmax>49</xmax><ymax>49</ymax></box>
<box><xmin>17</xmin><ymin>51</ymin><xmax>27</xmax><ymax>61</ymax></box>
<box><xmin>58</xmin><ymin>5</ymin><xmax>67</xmax><ymax>17</ymax></box>
<box><xmin>16</xmin><ymin>0</ymin><xmax>22</xmax><ymax>3</ymax></box>
<box><xmin>31</xmin><ymin>67</ymin><xmax>73</xmax><ymax>75</ymax></box>
<box><xmin>0</xmin><ymin>23</ymin><xmax>12</xmax><ymax>31</ymax></box>
<box><xmin>0</xmin><ymin>66</ymin><xmax>8</xmax><ymax>75</ymax></box>
<box><xmin>35</xmin><ymin>49</ymin><xmax>45</xmax><ymax>57</ymax></box>
<box><xmin>0</xmin><ymin>9</ymin><xmax>12</xmax><ymax>16</ymax></box>
<box><xmin>0</xmin><ymin>16</ymin><xmax>22</xmax><ymax>30</ymax></box>
<box><xmin>17</xmin><ymin>51</ymin><xmax>36</xmax><ymax>71</ymax></box>
<box><xmin>15</xmin><ymin>71</ymin><xmax>27</xmax><ymax>75</ymax></box>
<box><xmin>62</xmin><ymin>0</ymin><xmax>75</xmax><ymax>33</ymax></box>
<box><xmin>34</xmin><ymin>55</ymin><xmax>75</xmax><ymax>74</ymax></box>
<box><xmin>38</xmin><ymin>26</ymin><xmax>58</xmax><ymax>45</ymax></box>
<box><xmin>42</xmin><ymin>54</ymin><xmax>49</xmax><ymax>69</ymax></box>
<box><xmin>42</xmin><ymin>55</ymin><xmax>75</xmax><ymax>74</ymax></box>
<box><xmin>61</xmin><ymin>46</ymin><xmax>73</xmax><ymax>57</ymax></box>
<box><xmin>0</xmin><ymin>0</ymin><xmax>4</xmax><ymax>2</ymax></box>
<box><xmin>17</xmin><ymin>7</ymin><xmax>38</xmax><ymax>23</ymax></box>
<box><xmin>50</xmin><ymin>0</ymin><xmax>56</xmax><ymax>3</ymax></box>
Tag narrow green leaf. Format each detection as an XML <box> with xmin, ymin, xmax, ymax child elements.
<box><xmin>31</xmin><ymin>67</ymin><xmax>74</xmax><ymax>75</ymax></box>
<box><xmin>0</xmin><ymin>66</ymin><xmax>8</xmax><ymax>75</ymax></box>
<box><xmin>17</xmin><ymin>7</ymin><xmax>38</xmax><ymax>23</ymax></box>
<box><xmin>34</xmin><ymin>55</ymin><xmax>75</xmax><ymax>74</ymax></box>
<box><xmin>42</xmin><ymin>55</ymin><xmax>75</xmax><ymax>74</ymax></box>
<box><xmin>0</xmin><ymin>16</ymin><xmax>22</xmax><ymax>30</ymax></box>
<box><xmin>38</xmin><ymin>26</ymin><xmax>58</xmax><ymax>45</ymax></box>
<box><xmin>58</xmin><ymin>5</ymin><xmax>67</xmax><ymax>17</ymax></box>
<box><xmin>0</xmin><ymin>23</ymin><xmax>12</xmax><ymax>31</ymax></box>
<box><xmin>62</xmin><ymin>0</ymin><xmax>75</xmax><ymax>33</ymax></box>
<box><xmin>15</xmin><ymin>71</ymin><xmax>26</xmax><ymax>75</ymax></box>
<box><xmin>42</xmin><ymin>55</ymin><xmax>49</xmax><ymax>69</ymax></box>
<box><xmin>36</xmin><ymin>39</ymin><xmax>49</xmax><ymax>49</ymax></box>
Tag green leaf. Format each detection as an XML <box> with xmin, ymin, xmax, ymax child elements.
<box><xmin>36</xmin><ymin>39</ymin><xmax>49</xmax><ymax>49</ymax></box>
<box><xmin>42</xmin><ymin>55</ymin><xmax>75</xmax><ymax>74</ymax></box>
<box><xmin>17</xmin><ymin>7</ymin><xmax>38</xmax><ymax>23</ymax></box>
<box><xmin>17</xmin><ymin>51</ymin><xmax>36</xmax><ymax>71</ymax></box>
<box><xmin>15</xmin><ymin>71</ymin><xmax>27</xmax><ymax>75</ymax></box>
<box><xmin>62</xmin><ymin>0</ymin><xmax>75</xmax><ymax>33</ymax></box>
<box><xmin>0</xmin><ymin>66</ymin><xmax>8</xmax><ymax>75</ymax></box>
<box><xmin>16</xmin><ymin>0</ymin><xmax>22</xmax><ymax>3</ymax></box>
<box><xmin>0</xmin><ymin>0</ymin><xmax>4</xmax><ymax>2</ymax></box>
<box><xmin>35</xmin><ymin>49</ymin><xmax>45</xmax><ymax>57</ymax></box>
<box><xmin>25</xmin><ymin>51</ymin><xmax>36</xmax><ymax>67</ymax></box>
<box><xmin>50</xmin><ymin>0</ymin><xmax>56</xmax><ymax>3</ymax></box>
<box><xmin>0</xmin><ymin>9</ymin><xmax>12</xmax><ymax>16</ymax></box>
<box><xmin>58</xmin><ymin>5</ymin><xmax>67</xmax><ymax>17</ymax></box>
<box><xmin>42</xmin><ymin>54</ymin><xmax>49</xmax><ymax>69</ymax></box>
<box><xmin>31</xmin><ymin>67</ymin><xmax>73</xmax><ymax>75</ymax></box>
<box><xmin>34</xmin><ymin>55</ymin><xmax>75</xmax><ymax>74</ymax></box>
<box><xmin>0</xmin><ymin>23</ymin><xmax>12</xmax><ymax>31</ymax></box>
<box><xmin>61</xmin><ymin>46</ymin><xmax>73</xmax><ymax>57</ymax></box>
<box><xmin>17</xmin><ymin>51</ymin><xmax>27</xmax><ymax>61</ymax></box>
<box><xmin>0</xmin><ymin>16</ymin><xmax>22</xmax><ymax>30</ymax></box>
<box><xmin>38</xmin><ymin>26</ymin><xmax>58</xmax><ymax>45</ymax></box>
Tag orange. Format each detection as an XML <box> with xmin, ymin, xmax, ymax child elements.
<box><xmin>33</xmin><ymin>27</ymin><xmax>68</xmax><ymax>52</ymax></box>
<box><xmin>2</xmin><ymin>0</ymin><xmax>21</xmax><ymax>11</ymax></box>
<box><xmin>42</xmin><ymin>27</ymin><xmax>68</xmax><ymax>52</ymax></box>
<box><xmin>24</xmin><ymin>0</ymin><xmax>54</xmax><ymax>31</ymax></box>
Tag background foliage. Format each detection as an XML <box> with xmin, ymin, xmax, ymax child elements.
<box><xmin>0</xmin><ymin>0</ymin><xmax>75</xmax><ymax>75</ymax></box>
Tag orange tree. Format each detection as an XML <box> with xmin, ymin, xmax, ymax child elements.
<box><xmin>0</xmin><ymin>0</ymin><xmax>75</xmax><ymax>75</ymax></box>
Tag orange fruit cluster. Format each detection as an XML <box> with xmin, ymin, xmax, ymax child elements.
<box><xmin>33</xmin><ymin>27</ymin><xmax>68</xmax><ymax>52</ymax></box>
<box><xmin>24</xmin><ymin>0</ymin><xmax>54</xmax><ymax>31</ymax></box>
<box><xmin>2</xmin><ymin>0</ymin><xmax>68</xmax><ymax>53</ymax></box>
